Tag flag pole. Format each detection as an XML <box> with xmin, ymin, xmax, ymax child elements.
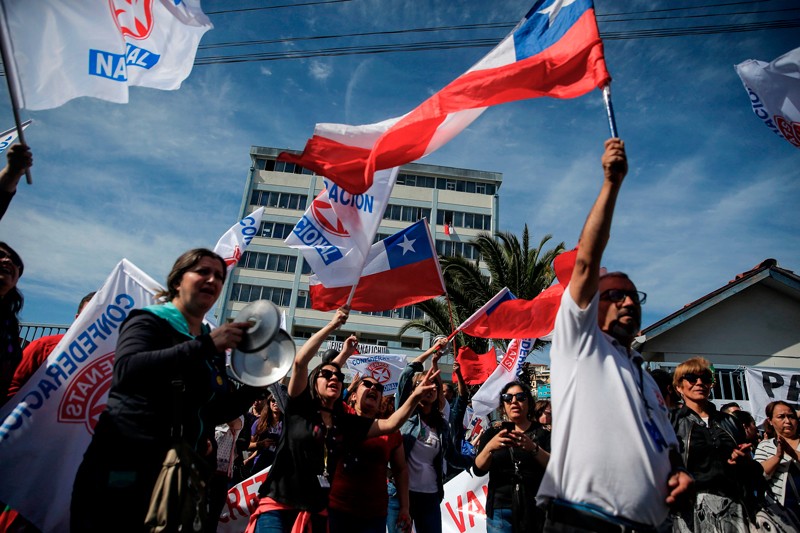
<box><xmin>602</xmin><ymin>84</ymin><xmax>618</xmax><ymax>138</ymax></box>
<box><xmin>0</xmin><ymin>1</ymin><xmax>31</xmax><ymax>184</ymax></box>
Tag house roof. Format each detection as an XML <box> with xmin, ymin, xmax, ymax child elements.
<box><xmin>633</xmin><ymin>259</ymin><xmax>800</xmax><ymax>350</ymax></box>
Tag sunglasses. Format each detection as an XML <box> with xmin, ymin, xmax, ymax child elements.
<box><xmin>318</xmin><ymin>368</ymin><xmax>344</xmax><ymax>382</ymax></box>
<box><xmin>361</xmin><ymin>380</ymin><xmax>385</xmax><ymax>393</ymax></box>
<box><xmin>682</xmin><ymin>372</ymin><xmax>713</xmax><ymax>385</ymax></box>
<box><xmin>501</xmin><ymin>392</ymin><xmax>527</xmax><ymax>403</ymax></box>
<box><xmin>600</xmin><ymin>289</ymin><xmax>647</xmax><ymax>305</ymax></box>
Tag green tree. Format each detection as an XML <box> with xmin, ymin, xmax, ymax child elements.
<box><xmin>400</xmin><ymin>225</ymin><xmax>565</xmax><ymax>353</ymax></box>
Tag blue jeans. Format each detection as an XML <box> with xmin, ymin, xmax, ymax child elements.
<box><xmin>486</xmin><ymin>507</ymin><xmax>514</xmax><ymax>533</ymax></box>
<box><xmin>255</xmin><ymin>509</ymin><xmax>327</xmax><ymax>533</ymax></box>
<box><xmin>409</xmin><ymin>490</ymin><xmax>442</xmax><ymax>533</ymax></box>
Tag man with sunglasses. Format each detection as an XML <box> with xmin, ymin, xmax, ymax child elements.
<box><xmin>538</xmin><ymin>139</ymin><xmax>692</xmax><ymax>532</ymax></box>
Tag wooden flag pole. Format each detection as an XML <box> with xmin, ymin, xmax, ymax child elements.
<box><xmin>602</xmin><ymin>85</ymin><xmax>618</xmax><ymax>138</ymax></box>
<box><xmin>0</xmin><ymin>2</ymin><xmax>31</xmax><ymax>184</ymax></box>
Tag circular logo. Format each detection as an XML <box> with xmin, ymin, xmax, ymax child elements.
<box><xmin>109</xmin><ymin>0</ymin><xmax>155</xmax><ymax>40</ymax></box>
<box><xmin>310</xmin><ymin>196</ymin><xmax>349</xmax><ymax>237</ymax></box>
<box><xmin>366</xmin><ymin>362</ymin><xmax>391</xmax><ymax>384</ymax></box>
<box><xmin>58</xmin><ymin>352</ymin><xmax>115</xmax><ymax>435</ymax></box>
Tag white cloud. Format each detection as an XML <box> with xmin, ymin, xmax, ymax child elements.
<box><xmin>308</xmin><ymin>59</ymin><xmax>333</xmax><ymax>81</ymax></box>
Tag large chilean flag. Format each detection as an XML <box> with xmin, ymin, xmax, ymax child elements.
<box><xmin>280</xmin><ymin>0</ymin><xmax>610</xmax><ymax>194</ymax></box>
<box><xmin>309</xmin><ymin>219</ymin><xmax>445</xmax><ymax>311</ymax></box>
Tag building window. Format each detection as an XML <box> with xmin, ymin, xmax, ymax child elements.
<box><xmin>296</xmin><ymin>290</ymin><xmax>310</xmax><ymax>309</ymax></box>
<box><xmin>232</xmin><ymin>284</ymin><xmax>293</xmax><ymax>306</ymax></box>
<box><xmin>383</xmin><ymin>204</ymin><xmax>431</xmax><ymax>222</ymax></box>
<box><xmin>358</xmin><ymin>305</ymin><xmax>424</xmax><ymax>320</ymax></box>
<box><xmin>259</xmin><ymin>221</ymin><xmax>294</xmax><ymax>240</ymax></box>
<box><xmin>250</xmin><ymin>190</ymin><xmax>308</xmax><ymax>211</ymax></box>
<box><xmin>238</xmin><ymin>251</ymin><xmax>297</xmax><ymax>273</ymax></box>
<box><xmin>436</xmin><ymin>239</ymin><xmax>478</xmax><ymax>260</ymax></box>
<box><xmin>436</xmin><ymin>210</ymin><xmax>491</xmax><ymax>230</ymax></box>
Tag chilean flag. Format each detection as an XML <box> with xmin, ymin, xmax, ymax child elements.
<box><xmin>309</xmin><ymin>219</ymin><xmax>445</xmax><ymax>311</ymax></box>
<box><xmin>456</xmin><ymin>249</ymin><xmax>577</xmax><ymax>340</ymax></box>
<box><xmin>280</xmin><ymin>0</ymin><xmax>609</xmax><ymax>194</ymax></box>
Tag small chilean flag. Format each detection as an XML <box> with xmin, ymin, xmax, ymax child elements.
<box><xmin>456</xmin><ymin>249</ymin><xmax>577</xmax><ymax>340</ymax></box>
<box><xmin>309</xmin><ymin>219</ymin><xmax>445</xmax><ymax>311</ymax></box>
<box><xmin>280</xmin><ymin>0</ymin><xmax>609</xmax><ymax>194</ymax></box>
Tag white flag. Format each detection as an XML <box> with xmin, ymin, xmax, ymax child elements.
<box><xmin>1</xmin><ymin>0</ymin><xmax>213</xmax><ymax>110</ymax></box>
<box><xmin>285</xmin><ymin>167</ymin><xmax>398</xmax><ymax>288</ymax></box>
<box><xmin>470</xmin><ymin>338</ymin><xmax>533</xmax><ymax>417</ymax></box>
<box><xmin>735</xmin><ymin>46</ymin><xmax>800</xmax><ymax>149</ymax></box>
<box><xmin>0</xmin><ymin>119</ymin><xmax>31</xmax><ymax>154</ymax></box>
<box><xmin>213</xmin><ymin>207</ymin><xmax>265</xmax><ymax>273</ymax></box>
<box><xmin>345</xmin><ymin>353</ymin><xmax>407</xmax><ymax>396</ymax></box>
<box><xmin>0</xmin><ymin>259</ymin><xmax>161</xmax><ymax>531</ymax></box>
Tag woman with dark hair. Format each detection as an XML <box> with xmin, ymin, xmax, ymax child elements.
<box><xmin>389</xmin><ymin>338</ymin><xmax>472</xmax><ymax>533</ymax></box>
<box><xmin>0</xmin><ymin>241</ymin><xmax>24</xmax><ymax>407</ymax></box>
<box><xmin>754</xmin><ymin>401</ymin><xmax>800</xmax><ymax>518</ymax></box>
<box><xmin>473</xmin><ymin>381</ymin><xmax>550</xmax><ymax>533</ymax></box>
<box><xmin>328</xmin><ymin>375</ymin><xmax>410</xmax><ymax>533</ymax></box>
<box><xmin>250</xmin><ymin>307</ymin><xmax>437</xmax><ymax>533</ymax></box>
<box><xmin>670</xmin><ymin>356</ymin><xmax>762</xmax><ymax>532</ymax></box>
<box><xmin>533</xmin><ymin>399</ymin><xmax>552</xmax><ymax>434</ymax></box>
<box><xmin>245</xmin><ymin>393</ymin><xmax>284</xmax><ymax>474</ymax></box>
<box><xmin>71</xmin><ymin>248</ymin><xmax>261</xmax><ymax>532</ymax></box>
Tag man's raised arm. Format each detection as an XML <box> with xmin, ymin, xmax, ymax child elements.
<box><xmin>570</xmin><ymin>138</ymin><xmax>628</xmax><ymax>309</ymax></box>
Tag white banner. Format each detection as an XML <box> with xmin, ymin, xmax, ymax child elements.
<box><xmin>735</xmin><ymin>46</ymin><xmax>800</xmax><ymax>149</ymax></box>
<box><xmin>0</xmin><ymin>259</ymin><xmax>160</xmax><ymax>531</ymax></box>
<box><xmin>326</xmin><ymin>339</ymin><xmax>388</xmax><ymax>354</ymax></box>
<box><xmin>214</xmin><ymin>207</ymin><xmax>265</xmax><ymax>272</ymax></box>
<box><xmin>471</xmin><ymin>339</ymin><xmax>533</xmax><ymax>417</ymax></box>
<box><xmin>285</xmin><ymin>168</ymin><xmax>397</xmax><ymax>288</ymax></box>
<box><xmin>345</xmin><ymin>354</ymin><xmax>407</xmax><ymax>396</ymax></box>
<box><xmin>0</xmin><ymin>119</ymin><xmax>32</xmax><ymax>154</ymax></box>
<box><xmin>2</xmin><ymin>0</ymin><xmax>212</xmax><ymax>110</ymax></box>
<box><xmin>215</xmin><ymin>465</ymin><xmax>488</xmax><ymax>533</ymax></box>
<box><xmin>744</xmin><ymin>367</ymin><xmax>800</xmax><ymax>426</ymax></box>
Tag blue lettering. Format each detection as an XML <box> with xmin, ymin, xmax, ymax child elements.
<box><xmin>87</xmin><ymin>323</ymin><xmax>107</xmax><ymax>342</ymax></box>
<box><xmin>77</xmin><ymin>331</ymin><xmax>98</xmax><ymax>355</ymax></box>
<box><xmin>37</xmin><ymin>377</ymin><xmax>58</xmax><ymax>400</ymax></box>
<box><xmin>325</xmin><ymin>182</ymin><xmax>374</xmax><ymax>214</ymax></box>
<box><xmin>44</xmin><ymin>363</ymin><xmax>68</xmax><ymax>388</ymax></box>
<box><xmin>292</xmin><ymin>217</ymin><xmax>343</xmax><ymax>265</ymax></box>
<box><xmin>125</xmin><ymin>43</ymin><xmax>160</xmax><ymax>69</ymax></box>
<box><xmin>69</xmin><ymin>340</ymin><xmax>89</xmax><ymax>364</ymax></box>
<box><xmin>116</xmin><ymin>293</ymin><xmax>135</xmax><ymax>309</ymax></box>
<box><xmin>644</xmin><ymin>419</ymin><xmax>668</xmax><ymax>453</ymax></box>
<box><xmin>89</xmin><ymin>49</ymin><xmax>127</xmax><ymax>81</ymax></box>
<box><xmin>106</xmin><ymin>304</ymin><xmax>126</xmax><ymax>322</ymax></box>
<box><xmin>57</xmin><ymin>351</ymin><xmax>78</xmax><ymax>376</ymax></box>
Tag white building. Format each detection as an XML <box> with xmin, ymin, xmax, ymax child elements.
<box><xmin>217</xmin><ymin>146</ymin><xmax>501</xmax><ymax>368</ymax></box>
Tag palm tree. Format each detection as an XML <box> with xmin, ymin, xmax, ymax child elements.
<box><xmin>400</xmin><ymin>225</ymin><xmax>565</xmax><ymax>353</ymax></box>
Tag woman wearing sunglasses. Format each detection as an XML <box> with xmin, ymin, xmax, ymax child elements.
<box><xmin>753</xmin><ymin>401</ymin><xmax>800</xmax><ymax>522</ymax></box>
<box><xmin>327</xmin><ymin>375</ymin><xmax>410</xmax><ymax>533</ymax></box>
<box><xmin>473</xmin><ymin>381</ymin><xmax>549</xmax><ymax>533</ymax></box>
<box><xmin>670</xmin><ymin>357</ymin><xmax>761</xmax><ymax>532</ymax></box>
<box><xmin>249</xmin><ymin>307</ymin><xmax>438</xmax><ymax>533</ymax></box>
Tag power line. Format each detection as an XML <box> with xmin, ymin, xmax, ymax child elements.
<box><xmin>204</xmin><ymin>0</ymin><xmax>352</xmax><ymax>15</ymax></box>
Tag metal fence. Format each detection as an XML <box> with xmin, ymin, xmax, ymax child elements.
<box><xmin>648</xmin><ymin>362</ymin><xmax>749</xmax><ymax>402</ymax></box>
<box><xmin>18</xmin><ymin>322</ymin><xmax>70</xmax><ymax>348</ymax></box>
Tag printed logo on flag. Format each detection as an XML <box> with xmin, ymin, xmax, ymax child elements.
<box><xmin>224</xmin><ymin>245</ymin><xmax>242</xmax><ymax>268</ymax></box>
<box><xmin>311</xmin><ymin>197</ymin><xmax>349</xmax><ymax>237</ymax></box>
<box><xmin>57</xmin><ymin>352</ymin><xmax>115</xmax><ymax>435</ymax></box>
<box><xmin>290</xmin><ymin>216</ymin><xmax>344</xmax><ymax>265</ymax></box>
<box><xmin>109</xmin><ymin>0</ymin><xmax>155</xmax><ymax>40</ymax></box>
<box><xmin>367</xmin><ymin>362</ymin><xmax>392</xmax><ymax>384</ymax></box>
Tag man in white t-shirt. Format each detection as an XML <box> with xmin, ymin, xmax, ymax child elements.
<box><xmin>537</xmin><ymin>139</ymin><xmax>693</xmax><ymax>532</ymax></box>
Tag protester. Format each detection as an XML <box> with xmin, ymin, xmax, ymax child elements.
<box><xmin>670</xmin><ymin>357</ymin><xmax>762</xmax><ymax>532</ymax></box>
<box><xmin>0</xmin><ymin>144</ymin><xmax>32</xmax><ymax>220</ymax></box>
<box><xmin>650</xmin><ymin>368</ymin><xmax>681</xmax><ymax>410</ymax></box>
<box><xmin>212</xmin><ymin>416</ymin><xmax>245</xmax><ymax>523</ymax></box>
<box><xmin>249</xmin><ymin>307</ymin><xmax>439</xmax><ymax>533</ymax></box>
<box><xmin>328</xmin><ymin>375</ymin><xmax>409</xmax><ymax>533</ymax></box>
<box><xmin>70</xmin><ymin>248</ymin><xmax>262</xmax><ymax>532</ymax></box>
<box><xmin>234</xmin><ymin>394</ymin><xmax>268</xmax><ymax>484</ymax></box>
<box><xmin>0</xmin><ymin>242</ymin><xmax>24</xmax><ymax>407</ymax></box>
<box><xmin>720</xmin><ymin>402</ymin><xmax>742</xmax><ymax>415</ymax></box>
<box><xmin>388</xmin><ymin>337</ymin><xmax>472</xmax><ymax>533</ymax></box>
<box><xmin>474</xmin><ymin>381</ymin><xmax>550</xmax><ymax>533</ymax></box>
<box><xmin>7</xmin><ymin>291</ymin><xmax>96</xmax><ymax>399</ymax></box>
<box><xmin>732</xmin><ymin>410</ymin><xmax>760</xmax><ymax>451</ymax></box>
<box><xmin>533</xmin><ymin>399</ymin><xmax>552</xmax><ymax>433</ymax></box>
<box><xmin>754</xmin><ymin>401</ymin><xmax>800</xmax><ymax>519</ymax></box>
<box><xmin>443</xmin><ymin>359</ymin><xmax>471</xmax><ymax>482</ymax></box>
<box><xmin>245</xmin><ymin>393</ymin><xmax>284</xmax><ymax>474</ymax></box>
<box><xmin>538</xmin><ymin>138</ymin><xmax>692</xmax><ymax>532</ymax></box>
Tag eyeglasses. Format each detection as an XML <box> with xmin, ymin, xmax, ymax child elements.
<box><xmin>268</xmin><ymin>398</ymin><xmax>278</xmax><ymax>404</ymax></box>
<box><xmin>600</xmin><ymin>289</ymin><xmax>646</xmax><ymax>305</ymax></box>
<box><xmin>682</xmin><ymin>372</ymin><xmax>714</xmax><ymax>385</ymax></box>
<box><xmin>361</xmin><ymin>380</ymin><xmax>385</xmax><ymax>393</ymax></box>
<box><xmin>318</xmin><ymin>368</ymin><xmax>344</xmax><ymax>382</ymax></box>
<box><xmin>501</xmin><ymin>392</ymin><xmax>527</xmax><ymax>403</ymax></box>
<box><xmin>0</xmin><ymin>249</ymin><xmax>21</xmax><ymax>270</ymax></box>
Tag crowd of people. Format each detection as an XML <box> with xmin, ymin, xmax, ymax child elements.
<box><xmin>2</xmin><ymin>139</ymin><xmax>799</xmax><ymax>533</ymax></box>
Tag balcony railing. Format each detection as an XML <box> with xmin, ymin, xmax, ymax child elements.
<box><xmin>18</xmin><ymin>322</ymin><xmax>70</xmax><ymax>347</ymax></box>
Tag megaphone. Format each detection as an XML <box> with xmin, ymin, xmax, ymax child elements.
<box><xmin>229</xmin><ymin>300</ymin><xmax>295</xmax><ymax>387</ymax></box>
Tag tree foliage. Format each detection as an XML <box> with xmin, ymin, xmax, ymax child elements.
<box><xmin>400</xmin><ymin>225</ymin><xmax>565</xmax><ymax>353</ymax></box>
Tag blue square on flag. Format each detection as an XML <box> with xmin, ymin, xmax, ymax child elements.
<box><xmin>514</xmin><ymin>0</ymin><xmax>591</xmax><ymax>60</ymax></box>
<box><xmin>385</xmin><ymin>221</ymin><xmax>432</xmax><ymax>268</ymax></box>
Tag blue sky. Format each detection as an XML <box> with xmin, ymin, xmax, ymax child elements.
<box><xmin>1</xmin><ymin>0</ymin><xmax>798</xmax><ymax>332</ymax></box>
